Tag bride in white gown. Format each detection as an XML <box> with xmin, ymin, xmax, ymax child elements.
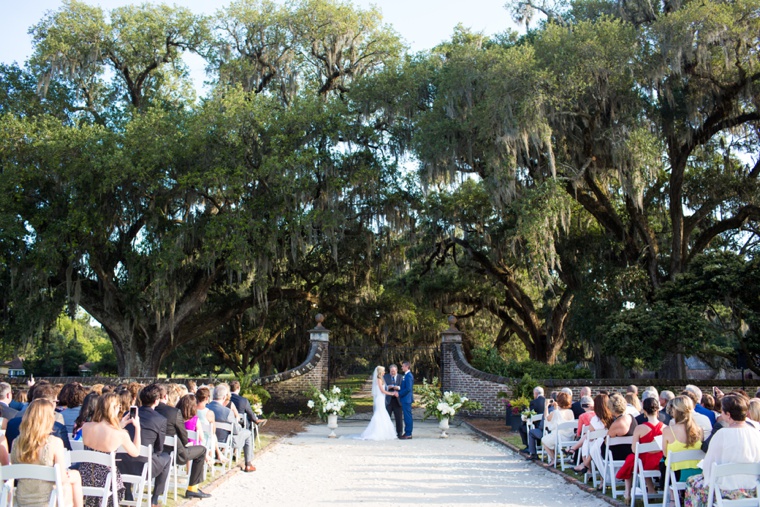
<box><xmin>355</xmin><ymin>366</ymin><xmax>399</xmax><ymax>440</ymax></box>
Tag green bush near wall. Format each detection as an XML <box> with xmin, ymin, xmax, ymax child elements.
<box><xmin>470</xmin><ymin>348</ymin><xmax>593</xmax><ymax>380</ymax></box>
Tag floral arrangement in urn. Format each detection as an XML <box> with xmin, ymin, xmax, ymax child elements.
<box><xmin>419</xmin><ymin>377</ymin><xmax>482</xmax><ymax>421</ymax></box>
<box><xmin>306</xmin><ymin>385</ymin><xmax>355</xmax><ymax>420</ymax></box>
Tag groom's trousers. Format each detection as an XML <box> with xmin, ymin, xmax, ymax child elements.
<box><xmin>402</xmin><ymin>402</ymin><xmax>413</xmax><ymax>436</ymax></box>
<box><xmin>386</xmin><ymin>398</ymin><xmax>403</xmax><ymax>438</ymax></box>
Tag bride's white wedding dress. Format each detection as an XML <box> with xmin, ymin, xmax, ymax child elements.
<box><xmin>355</xmin><ymin>368</ymin><xmax>398</xmax><ymax>441</ymax></box>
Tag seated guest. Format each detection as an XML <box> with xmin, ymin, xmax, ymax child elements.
<box><xmin>617</xmin><ymin>397</ymin><xmax>663</xmax><ymax>502</ymax></box>
<box><xmin>10</xmin><ymin>399</ymin><xmax>83</xmax><ymax>507</ymax></box>
<box><xmin>73</xmin><ymin>393</ymin><xmax>100</xmax><ymax>440</ymax></box>
<box><xmin>195</xmin><ymin>387</ymin><xmax>227</xmax><ymax>464</ymax></box>
<box><xmin>660</xmin><ymin>392</ymin><xmax>675</xmax><ymax>424</ymax></box>
<box><xmin>186</xmin><ymin>381</ymin><xmax>197</xmax><ymax>395</ymax></box>
<box><xmin>0</xmin><ymin>382</ymin><xmax>19</xmax><ymax>419</ymax></box>
<box><xmin>625</xmin><ymin>392</ymin><xmax>641</xmax><ymax>417</ymax></box>
<box><xmin>636</xmin><ymin>390</ymin><xmax>669</xmax><ymax>425</ymax></box>
<box><xmin>661</xmin><ymin>395</ymin><xmax>703</xmax><ymax>491</ymax></box>
<box><xmin>59</xmin><ymin>383</ymin><xmax>87</xmax><ymax>435</ymax></box>
<box><xmin>571</xmin><ymin>387</ymin><xmax>592</xmax><ymax>420</ymax></box>
<box><xmin>684</xmin><ymin>395</ymin><xmax>760</xmax><ymax>506</ymax></box>
<box><xmin>11</xmin><ymin>388</ymin><xmax>27</xmax><ymax>411</ymax></box>
<box><xmin>681</xmin><ymin>390</ymin><xmax>712</xmax><ymax>440</ymax></box>
<box><xmin>154</xmin><ymin>385</ymin><xmax>210</xmax><ymax>499</ymax></box>
<box><xmin>116</xmin><ymin>388</ymin><xmax>133</xmax><ymax>417</ymax></box>
<box><xmin>178</xmin><ymin>395</ymin><xmax>203</xmax><ymax>446</ymax></box>
<box><xmin>592</xmin><ymin>394</ymin><xmax>636</xmax><ymax>474</ymax></box>
<box><xmin>78</xmin><ymin>393</ymin><xmax>141</xmax><ymax>507</ymax></box>
<box><xmin>6</xmin><ymin>383</ymin><xmax>71</xmax><ymax>451</ymax></box>
<box><xmin>118</xmin><ymin>384</ymin><xmax>171</xmax><ymax>507</ymax></box>
<box><xmin>701</xmin><ymin>393</ymin><xmax>720</xmax><ymax>420</ymax></box>
<box><xmin>207</xmin><ymin>383</ymin><xmax>256</xmax><ymax>472</ymax></box>
<box><xmin>747</xmin><ymin>398</ymin><xmax>760</xmax><ymax>429</ymax></box>
<box><xmin>520</xmin><ymin>386</ymin><xmax>546</xmax><ymax>453</ymax></box>
<box><xmin>13</xmin><ymin>382</ymin><xmax>65</xmax><ymax>425</ymax></box>
<box><xmin>575</xmin><ymin>396</ymin><xmax>595</xmax><ymax>438</ymax></box>
<box><xmin>573</xmin><ymin>394</ymin><xmax>613</xmax><ymax>474</ymax></box>
<box><xmin>228</xmin><ymin>381</ymin><xmax>267</xmax><ymax>429</ymax></box>
<box><xmin>685</xmin><ymin>384</ymin><xmax>716</xmax><ymax>427</ymax></box>
<box><xmin>541</xmin><ymin>391</ymin><xmax>575</xmax><ymax>464</ymax></box>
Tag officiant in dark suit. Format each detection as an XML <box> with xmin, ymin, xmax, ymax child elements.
<box><xmin>383</xmin><ymin>364</ymin><xmax>404</xmax><ymax>438</ymax></box>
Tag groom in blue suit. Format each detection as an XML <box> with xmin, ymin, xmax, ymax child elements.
<box><xmin>398</xmin><ymin>360</ymin><xmax>414</xmax><ymax>439</ymax></box>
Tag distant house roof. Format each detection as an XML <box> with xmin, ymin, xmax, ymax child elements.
<box><xmin>78</xmin><ymin>363</ymin><xmax>93</xmax><ymax>372</ymax></box>
<box><xmin>1</xmin><ymin>358</ymin><xmax>24</xmax><ymax>369</ymax></box>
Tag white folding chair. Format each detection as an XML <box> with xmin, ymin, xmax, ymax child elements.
<box><xmin>118</xmin><ymin>443</ymin><xmax>152</xmax><ymax>507</ymax></box>
<box><xmin>214</xmin><ymin>422</ymin><xmax>234</xmax><ymax>474</ymax></box>
<box><xmin>70</xmin><ymin>440</ymin><xmax>85</xmax><ymax>451</ymax></box>
<box><xmin>554</xmin><ymin>420</ymin><xmax>579</xmax><ymax>470</ymax></box>
<box><xmin>0</xmin><ymin>462</ymin><xmax>66</xmax><ymax>507</ymax></box>
<box><xmin>253</xmin><ymin>419</ymin><xmax>266</xmax><ymax>449</ymax></box>
<box><xmin>525</xmin><ymin>413</ymin><xmax>544</xmax><ymax>460</ymax></box>
<box><xmin>162</xmin><ymin>435</ymin><xmax>177</xmax><ymax>502</ymax></box>
<box><xmin>707</xmin><ymin>462</ymin><xmax>760</xmax><ymax>507</ymax></box>
<box><xmin>586</xmin><ymin>428</ymin><xmax>608</xmax><ymax>487</ymax></box>
<box><xmin>602</xmin><ymin>435</ymin><xmax>634</xmax><ymax>498</ymax></box>
<box><xmin>662</xmin><ymin>449</ymin><xmax>705</xmax><ymax>507</ymax></box>
<box><xmin>630</xmin><ymin>440</ymin><xmax>664</xmax><ymax>507</ymax></box>
<box><xmin>186</xmin><ymin>430</ymin><xmax>209</xmax><ymax>481</ymax></box>
<box><xmin>576</xmin><ymin>425</ymin><xmax>589</xmax><ymax>468</ymax></box>
<box><xmin>69</xmin><ymin>449</ymin><xmax>119</xmax><ymax>507</ymax></box>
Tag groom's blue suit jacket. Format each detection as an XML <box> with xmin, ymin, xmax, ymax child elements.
<box><xmin>398</xmin><ymin>372</ymin><xmax>414</xmax><ymax>404</ymax></box>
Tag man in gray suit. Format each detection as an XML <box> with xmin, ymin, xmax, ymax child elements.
<box><xmin>383</xmin><ymin>365</ymin><xmax>403</xmax><ymax>438</ymax></box>
<box><xmin>207</xmin><ymin>383</ymin><xmax>256</xmax><ymax>472</ymax></box>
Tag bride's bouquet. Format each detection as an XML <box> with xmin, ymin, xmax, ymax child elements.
<box><xmin>306</xmin><ymin>384</ymin><xmax>356</xmax><ymax>420</ymax></box>
<box><xmin>418</xmin><ymin>377</ymin><xmax>482</xmax><ymax>422</ymax></box>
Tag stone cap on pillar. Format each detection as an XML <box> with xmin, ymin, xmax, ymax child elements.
<box><xmin>309</xmin><ymin>313</ymin><xmax>330</xmax><ymax>342</ymax></box>
<box><xmin>441</xmin><ymin>315</ymin><xmax>463</xmax><ymax>343</ymax></box>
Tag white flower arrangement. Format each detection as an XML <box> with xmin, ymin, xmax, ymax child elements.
<box><xmin>520</xmin><ymin>409</ymin><xmax>537</xmax><ymax>421</ymax></box>
<box><xmin>419</xmin><ymin>378</ymin><xmax>482</xmax><ymax>422</ymax></box>
<box><xmin>306</xmin><ymin>384</ymin><xmax>355</xmax><ymax>421</ymax></box>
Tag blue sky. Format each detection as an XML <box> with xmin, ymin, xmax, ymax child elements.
<box><xmin>1</xmin><ymin>1</ymin><xmax>518</xmax><ymax>65</ymax></box>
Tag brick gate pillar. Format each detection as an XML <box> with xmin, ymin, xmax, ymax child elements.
<box><xmin>308</xmin><ymin>313</ymin><xmax>330</xmax><ymax>390</ymax></box>
<box><xmin>440</xmin><ymin>315</ymin><xmax>463</xmax><ymax>392</ymax></box>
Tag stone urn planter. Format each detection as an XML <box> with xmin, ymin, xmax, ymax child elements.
<box><xmin>327</xmin><ymin>413</ymin><xmax>339</xmax><ymax>438</ymax></box>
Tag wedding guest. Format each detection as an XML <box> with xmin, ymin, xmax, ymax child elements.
<box><xmin>541</xmin><ymin>391</ymin><xmax>575</xmax><ymax>463</ymax></box>
<box><xmin>59</xmin><ymin>383</ymin><xmax>87</xmax><ymax>434</ymax></box>
<box><xmin>0</xmin><ymin>382</ymin><xmax>19</xmax><ymax>419</ymax></box>
<box><xmin>659</xmin><ymin>390</ymin><xmax>675</xmax><ymax>425</ymax></box>
<box><xmin>747</xmin><ymin>398</ymin><xmax>760</xmax><ymax>428</ymax></box>
<box><xmin>572</xmin><ymin>387</ymin><xmax>592</xmax><ymax>419</ymax></box>
<box><xmin>186</xmin><ymin>380</ymin><xmax>197</xmax><ymax>394</ymax></box>
<box><xmin>73</xmin><ymin>393</ymin><xmax>100</xmax><ymax>440</ymax></box>
<box><xmin>155</xmin><ymin>386</ymin><xmax>210</xmax><ymax>499</ymax></box>
<box><xmin>592</xmin><ymin>394</ymin><xmax>636</xmax><ymax>474</ymax></box>
<box><xmin>684</xmin><ymin>395</ymin><xmax>760</xmax><ymax>507</ymax></box>
<box><xmin>519</xmin><ymin>386</ymin><xmax>546</xmax><ymax>454</ymax></box>
<box><xmin>681</xmin><ymin>390</ymin><xmax>712</xmax><ymax>440</ymax></box>
<box><xmin>575</xmin><ymin>396</ymin><xmax>595</xmax><ymax>437</ymax></box>
<box><xmin>6</xmin><ymin>383</ymin><xmax>71</xmax><ymax>451</ymax></box>
<box><xmin>574</xmin><ymin>393</ymin><xmax>614</xmax><ymax>474</ymax></box>
<box><xmin>208</xmin><ymin>383</ymin><xmax>255</xmax><ymax>472</ymax></box>
<box><xmin>685</xmin><ymin>385</ymin><xmax>716</xmax><ymax>426</ymax></box>
<box><xmin>617</xmin><ymin>397</ymin><xmax>664</xmax><ymax>502</ymax></box>
<box><xmin>661</xmin><ymin>396</ymin><xmax>703</xmax><ymax>490</ymax></box>
<box><xmin>11</xmin><ymin>399</ymin><xmax>83</xmax><ymax>507</ymax></box>
<box><xmin>625</xmin><ymin>392</ymin><xmax>641</xmax><ymax>416</ymax></box>
<box><xmin>78</xmin><ymin>393</ymin><xmax>141</xmax><ymax>507</ymax></box>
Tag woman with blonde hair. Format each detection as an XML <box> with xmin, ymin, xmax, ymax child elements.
<box><xmin>77</xmin><ymin>393</ymin><xmax>141</xmax><ymax>507</ymax></box>
<box><xmin>662</xmin><ymin>395</ymin><xmax>703</xmax><ymax>496</ymax></box>
<box><xmin>746</xmin><ymin>398</ymin><xmax>760</xmax><ymax>428</ymax></box>
<box><xmin>10</xmin><ymin>399</ymin><xmax>84</xmax><ymax>507</ymax></box>
<box><xmin>355</xmin><ymin>366</ymin><xmax>398</xmax><ymax>440</ymax></box>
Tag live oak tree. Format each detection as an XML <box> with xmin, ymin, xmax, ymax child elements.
<box><xmin>0</xmin><ymin>0</ymin><xmax>404</xmax><ymax>376</ymax></box>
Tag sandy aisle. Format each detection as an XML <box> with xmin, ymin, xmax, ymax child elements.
<box><xmin>197</xmin><ymin>420</ymin><xmax>609</xmax><ymax>506</ymax></box>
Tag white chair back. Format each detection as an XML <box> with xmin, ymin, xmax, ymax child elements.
<box><xmin>602</xmin><ymin>435</ymin><xmax>634</xmax><ymax>498</ymax></box>
<box><xmin>70</xmin><ymin>440</ymin><xmax>85</xmax><ymax>451</ymax></box>
<box><xmin>629</xmin><ymin>440</ymin><xmax>663</xmax><ymax>507</ymax></box>
<box><xmin>69</xmin><ymin>449</ymin><xmax>119</xmax><ymax>507</ymax></box>
<box><xmin>707</xmin><ymin>462</ymin><xmax>760</xmax><ymax>507</ymax></box>
<box><xmin>662</xmin><ymin>448</ymin><xmax>705</xmax><ymax>507</ymax></box>
<box><xmin>0</xmin><ymin>463</ymin><xmax>66</xmax><ymax>507</ymax></box>
<box><xmin>554</xmin><ymin>420</ymin><xmax>579</xmax><ymax>470</ymax></box>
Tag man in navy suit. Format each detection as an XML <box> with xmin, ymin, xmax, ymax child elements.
<box><xmin>383</xmin><ymin>365</ymin><xmax>404</xmax><ymax>438</ymax></box>
<box><xmin>398</xmin><ymin>360</ymin><xmax>414</xmax><ymax>439</ymax></box>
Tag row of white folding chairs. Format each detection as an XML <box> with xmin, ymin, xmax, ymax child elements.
<box><xmin>0</xmin><ymin>446</ymin><xmax>149</xmax><ymax>507</ymax></box>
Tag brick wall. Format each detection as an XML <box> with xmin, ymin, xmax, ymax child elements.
<box><xmin>256</xmin><ymin>340</ymin><xmax>329</xmax><ymax>400</ymax></box>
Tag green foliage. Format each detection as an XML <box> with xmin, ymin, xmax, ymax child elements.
<box><xmin>470</xmin><ymin>348</ymin><xmax>592</xmax><ymax>379</ymax></box>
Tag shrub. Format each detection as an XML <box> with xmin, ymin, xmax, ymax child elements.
<box><xmin>470</xmin><ymin>347</ymin><xmax>592</xmax><ymax>379</ymax></box>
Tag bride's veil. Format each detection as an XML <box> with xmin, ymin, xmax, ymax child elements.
<box><xmin>371</xmin><ymin>366</ymin><xmax>382</xmax><ymax>398</ymax></box>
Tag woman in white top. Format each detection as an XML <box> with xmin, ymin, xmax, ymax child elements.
<box><xmin>684</xmin><ymin>395</ymin><xmax>760</xmax><ymax>507</ymax></box>
<box><xmin>541</xmin><ymin>391</ymin><xmax>575</xmax><ymax>464</ymax></box>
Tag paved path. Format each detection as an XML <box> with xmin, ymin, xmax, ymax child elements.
<box><xmin>197</xmin><ymin>420</ymin><xmax>610</xmax><ymax>507</ymax></box>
